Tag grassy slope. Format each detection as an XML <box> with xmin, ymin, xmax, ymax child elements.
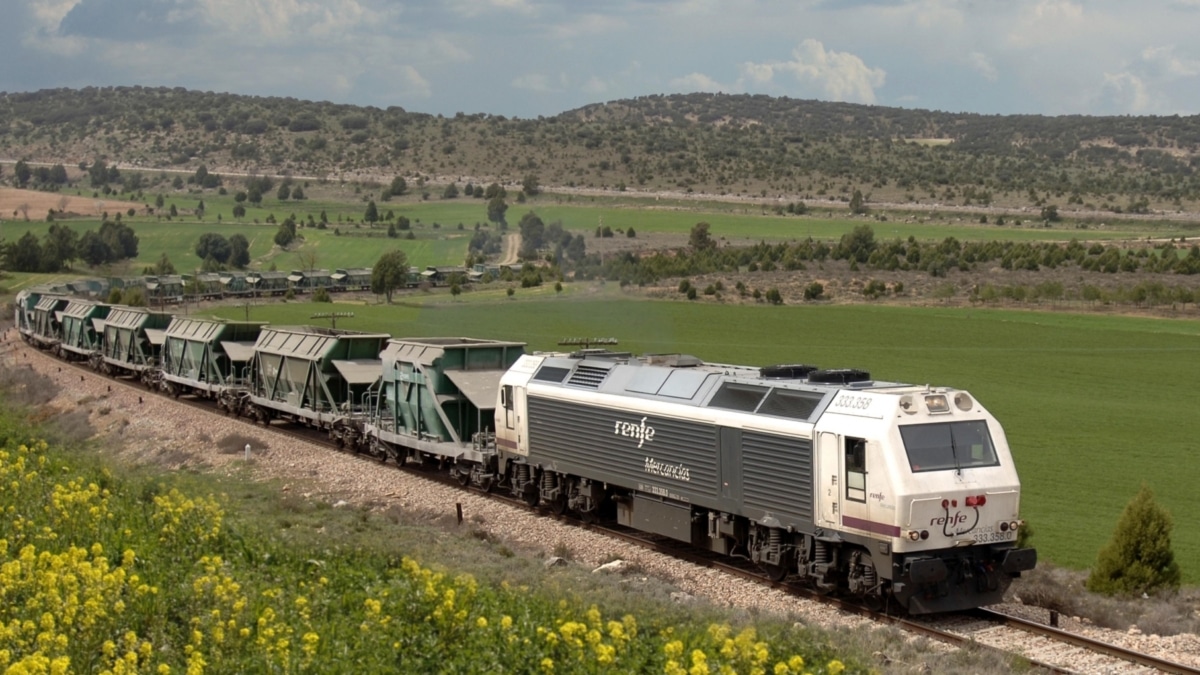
<box><xmin>204</xmin><ymin>291</ymin><xmax>1200</xmax><ymax>582</ymax></box>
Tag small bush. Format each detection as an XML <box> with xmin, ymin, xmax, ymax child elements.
<box><xmin>1086</xmin><ymin>484</ymin><xmax>1181</xmax><ymax>596</ymax></box>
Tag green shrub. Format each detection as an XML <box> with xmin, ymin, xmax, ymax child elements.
<box><xmin>1086</xmin><ymin>485</ymin><xmax>1181</xmax><ymax>596</ymax></box>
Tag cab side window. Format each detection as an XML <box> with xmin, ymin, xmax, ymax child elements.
<box><xmin>845</xmin><ymin>437</ymin><xmax>867</xmax><ymax>502</ymax></box>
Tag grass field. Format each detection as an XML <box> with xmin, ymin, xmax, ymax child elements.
<box><xmin>201</xmin><ymin>290</ymin><xmax>1200</xmax><ymax>583</ymax></box>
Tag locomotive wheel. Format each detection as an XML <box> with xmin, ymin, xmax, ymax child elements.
<box><xmin>549</xmin><ymin>493</ymin><xmax>568</xmax><ymax>516</ymax></box>
<box><xmin>522</xmin><ymin>483</ymin><xmax>539</xmax><ymax>508</ymax></box>
<box><xmin>761</xmin><ymin>563</ymin><xmax>789</xmax><ymax>583</ymax></box>
<box><xmin>456</xmin><ymin>467</ymin><xmax>471</xmax><ymax>487</ymax></box>
<box><xmin>578</xmin><ymin>509</ymin><xmax>598</xmax><ymax>524</ymax></box>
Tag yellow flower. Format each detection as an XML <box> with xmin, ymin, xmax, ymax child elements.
<box><xmin>476</xmin><ymin>616</ymin><xmax>488</xmax><ymax>629</ymax></box>
<box><xmin>826</xmin><ymin>660</ymin><xmax>845</xmax><ymax>675</ymax></box>
<box><xmin>500</xmin><ymin>615</ymin><xmax>513</xmax><ymax>630</ymax></box>
<box><xmin>540</xmin><ymin>657</ymin><xmax>554</xmax><ymax>673</ymax></box>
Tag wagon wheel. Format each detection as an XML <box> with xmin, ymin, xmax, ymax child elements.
<box><xmin>548</xmin><ymin>493</ymin><xmax>568</xmax><ymax>516</ymax></box>
<box><xmin>478</xmin><ymin>475</ymin><xmax>495</xmax><ymax>494</ymax></box>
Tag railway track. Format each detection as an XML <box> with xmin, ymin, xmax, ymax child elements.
<box><xmin>17</xmin><ymin>340</ymin><xmax>1200</xmax><ymax>675</ymax></box>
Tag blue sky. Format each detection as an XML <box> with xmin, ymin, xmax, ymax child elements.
<box><xmin>2</xmin><ymin>0</ymin><xmax>1199</xmax><ymax>119</ymax></box>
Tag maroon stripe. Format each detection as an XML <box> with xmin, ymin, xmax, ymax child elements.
<box><xmin>495</xmin><ymin>437</ymin><xmax>517</xmax><ymax>449</ymax></box>
<box><xmin>841</xmin><ymin>515</ymin><xmax>901</xmax><ymax>537</ymax></box>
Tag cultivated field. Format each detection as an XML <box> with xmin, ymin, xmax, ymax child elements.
<box><xmin>0</xmin><ymin>187</ymin><xmax>142</xmax><ymax>219</ymax></box>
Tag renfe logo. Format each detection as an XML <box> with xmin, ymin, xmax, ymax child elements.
<box><xmin>930</xmin><ymin>512</ymin><xmax>970</xmax><ymax>527</ymax></box>
<box><xmin>614</xmin><ymin>417</ymin><xmax>656</xmax><ymax>448</ymax></box>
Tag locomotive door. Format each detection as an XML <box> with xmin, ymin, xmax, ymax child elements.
<box><xmin>817</xmin><ymin>431</ymin><xmax>839</xmax><ymax>527</ymax></box>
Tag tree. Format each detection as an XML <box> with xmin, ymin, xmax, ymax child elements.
<box><xmin>291</xmin><ymin>186</ymin><xmax>305</xmax><ymax>200</ymax></box>
<box><xmin>518</xmin><ymin>211</ymin><xmax>546</xmax><ymax>259</ymax></box>
<box><xmin>522</xmin><ymin>174</ymin><xmax>540</xmax><ymax>197</ymax></box>
<box><xmin>443</xmin><ymin>182</ymin><xmax>460</xmax><ymax>199</ymax></box>
<box><xmin>371</xmin><ymin>249</ymin><xmax>409</xmax><ymax>303</ymax></box>
<box><xmin>232</xmin><ymin>204</ymin><xmax>246</xmax><ymax>220</ymax></box>
<box><xmin>1041</xmin><ymin>204</ymin><xmax>1060</xmax><ymax>222</ymax></box>
<box><xmin>837</xmin><ymin>224</ymin><xmax>877</xmax><ymax>263</ymax></box>
<box><xmin>484</xmin><ymin>183</ymin><xmax>506</xmax><ymax>200</ymax></box>
<box><xmin>40</xmin><ymin>224</ymin><xmax>78</xmax><ymax>272</ymax></box>
<box><xmin>88</xmin><ymin>159</ymin><xmax>108</xmax><ymax>188</ymax></box>
<box><xmin>274</xmin><ymin>218</ymin><xmax>297</xmax><ymax>248</ymax></box>
<box><xmin>277</xmin><ymin>184</ymin><xmax>291</xmax><ymax>201</ymax></box>
<box><xmin>228</xmin><ymin>234</ymin><xmax>251</xmax><ymax>268</ymax></box>
<box><xmin>364</xmin><ymin>200</ymin><xmax>379</xmax><ymax>224</ymax></box>
<box><xmin>487</xmin><ymin>196</ymin><xmax>508</xmax><ymax>227</ymax></box>
<box><xmin>196</xmin><ymin>200</ymin><xmax>206</xmax><ymax>219</ymax></box>
<box><xmin>689</xmin><ymin>222</ymin><xmax>715</xmax><ymax>251</ymax></box>
<box><xmin>6</xmin><ymin>232</ymin><xmax>43</xmax><ymax>272</ymax></box>
<box><xmin>803</xmin><ymin>282</ymin><xmax>825</xmax><ymax>301</ymax></box>
<box><xmin>848</xmin><ymin>189</ymin><xmax>867</xmax><ymax>215</ymax></box>
<box><xmin>98</xmin><ymin>220</ymin><xmax>138</xmax><ymax>260</ymax></box>
<box><xmin>77</xmin><ymin>231</ymin><xmax>113</xmax><ymax>267</ymax></box>
<box><xmin>1086</xmin><ymin>484</ymin><xmax>1181</xmax><ymax>596</ymax></box>
<box><xmin>14</xmin><ymin>160</ymin><xmax>31</xmax><ymax>187</ymax></box>
<box><xmin>195</xmin><ymin>233</ymin><xmax>232</xmax><ymax>264</ymax></box>
<box><xmin>247</xmin><ymin>186</ymin><xmax>263</xmax><ymax>205</ymax></box>
<box><xmin>151</xmin><ymin>252</ymin><xmax>177</xmax><ymax>275</ymax></box>
<box><xmin>449</xmin><ymin>283</ymin><xmax>461</xmax><ymax>299</ymax></box>
<box><xmin>49</xmin><ymin>164</ymin><xmax>68</xmax><ymax>185</ymax></box>
<box><xmin>390</xmin><ymin>176</ymin><xmax>407</xmax><ymax>196</ymax></box>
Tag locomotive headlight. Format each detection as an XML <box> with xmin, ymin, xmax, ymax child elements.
<box><xmin>1000</xmin><ymin>521</ymin><xmax>1009</xmax><ymax>532</ymax></box>
<box><xmin>924</xmin><ymin>394</ymin><xmax>950</xmax><ymax>414</ymax></box>
<box><xmin>954</xmin><ymin>392</ymin><xmax>973</xmax><ymax>411</ymax></box>
<box><xmin>908</xmin><ymin>530</ymin><xmax>920</xmax><ymax>541</ymax></box>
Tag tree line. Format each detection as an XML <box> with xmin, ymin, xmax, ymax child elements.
<box><xmin>2</xmin><ymin>220</ymin><xmax>139</xmax><ymax>272</ymax></box>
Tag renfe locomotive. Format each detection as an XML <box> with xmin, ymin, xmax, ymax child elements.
<box><xmin>14</xmin><ymin>287</ymin><xmax>1036</xmax><ymax>613</ymax></box>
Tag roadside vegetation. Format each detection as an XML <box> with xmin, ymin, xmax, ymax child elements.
<box><xmin>0</xmin><ymin>369</ymin><xmax>864</xmax><ymax>674</ymax></box>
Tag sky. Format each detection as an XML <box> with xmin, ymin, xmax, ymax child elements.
<box><xmin>2</xmin><ymin>0</ymin><xmax>1200</xmax><ymax>119</ymax></box>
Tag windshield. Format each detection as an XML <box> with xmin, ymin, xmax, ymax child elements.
<box><xmin>900</xmin><ymin>420</ymin><xmax>999</xmax><ymax>473</ymax></box>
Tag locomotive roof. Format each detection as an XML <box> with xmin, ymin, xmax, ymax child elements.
<box><xmin>526</xmin><ymin>350</ymin><xmax>916</xmax><ymax>424</ymax></box>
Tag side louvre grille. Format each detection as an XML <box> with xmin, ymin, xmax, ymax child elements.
<box><xmin>566</xmin><ymin>364</ymin><xmax>609</xmax><ymax>389</ymax></box>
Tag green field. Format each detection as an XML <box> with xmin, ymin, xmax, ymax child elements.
<box><xmin>201</xmin><ymin>292</ymin><xmax>1200</xmax><ymax>583</ymax></box>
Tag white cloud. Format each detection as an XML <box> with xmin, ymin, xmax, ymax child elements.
<box><xmin>1141</xmin><ymin>45</ymin><xmax>1200</xmax><ymax>78</ymax></box>
<box><xmin>740</xmin><ymin>39</ymin><xmax>885</xmax><ymax>104</ymax></box>
<box><xmin>581</xmin><ymin>76</ymin><xmax>608</xmax><ymax>95</ymax></box>
<box><xmin>197</xmin><ymin>0</ymin><xmax>384</xmax><ymax>43</ymax></box>
<box><xmin>512</xmin><ymin>73</ymin><xmax>554</xmax><ymax>92</ymax></box>
<box><xmin>967</xmin><ymin>52</ymin><xmax>998</xmax><ymax>82</ymax></box>
<box><xmin>670</xmin><ymin>72</ymin><xmax>725</xmax><ymax>92</ymax></box>
<box><xmin>1100</xmin><ymin>71</ymin><xmax>1152</xmax><ymax>112</ymax></box>
<box><xmin>444</xmin><ymin>0</ymin><xmax>535</xmax><ymax>18</ymax></box>
<box><xmin>1007</xmin><ymin>0</ymin><xmax>1085</xmax><ymax>48</ymax></box>
<box><xmin>550</xmin><ymin>14</ymin><xmax>626</xmax><ymax>41</ymax></box>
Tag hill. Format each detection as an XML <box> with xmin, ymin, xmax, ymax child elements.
<box><xmin>2</xmin><ymin>87</ymin><xmax>1200</xmax><ymax>215</ymax></box>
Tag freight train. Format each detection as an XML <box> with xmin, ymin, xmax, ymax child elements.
<box><xmin>12</xmin><ymin>286</ymin><xmax>1036</xmax><ymax>613</ymax></box>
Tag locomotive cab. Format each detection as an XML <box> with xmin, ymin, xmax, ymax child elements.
<box><xmin>816</xmin><ymin>387</ymin><xmax>1036</xmax><ymax>612</ymax></box>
